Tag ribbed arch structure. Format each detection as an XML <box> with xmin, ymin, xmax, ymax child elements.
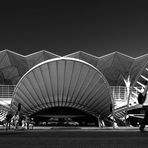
<box><xmin>11</xmin><ymin>58</ymin><xmax>112</xmax><ymax>117</ymax></box>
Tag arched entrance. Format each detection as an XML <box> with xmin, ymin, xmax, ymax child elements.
<box><xmin>32</xmin><ymin>107</ymin><xmax>98</xmax><ymax>126</ymax></box>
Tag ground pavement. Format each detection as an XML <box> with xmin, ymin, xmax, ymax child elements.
<box><xmin>0</xmin><ymin>126</ymin><xmax>148</xmax><ymax>148</ymax></box>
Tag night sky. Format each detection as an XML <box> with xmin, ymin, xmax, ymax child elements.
<box><xmin>0</xmin><ymin>1</ymin><xmax>148</xmax><ymax>57</ymax></box>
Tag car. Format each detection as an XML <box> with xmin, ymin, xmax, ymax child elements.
<box><xmin>67</xmin><ymin>121</ymin><xmax>79</xmax><ymax>126</ymax></box>
<box><xmin>47</xmin><ymin>118</ymin><xmax>59</xmax><ymax>126</ymax></box>
<box><xmin>64</xmin><ymin>118</ymin><xmax>79</xmax><ymax>126</ymax></box>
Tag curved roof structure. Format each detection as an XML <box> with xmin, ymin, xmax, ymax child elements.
<box><xmin>11</xmin><ymin>58</ymin><xmax>112</xmax><ymax>117</ymax></box>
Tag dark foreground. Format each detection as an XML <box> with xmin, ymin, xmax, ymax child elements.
<box><xmin>0</xmin><ymin>127</ymin><xmax>148</xmax><ymax>148</ymax></box>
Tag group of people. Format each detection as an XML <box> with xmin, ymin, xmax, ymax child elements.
<box><xmin>5</xmin><ymin>112</ymin><xmax>32</xmax><ymax>130</ymax></box>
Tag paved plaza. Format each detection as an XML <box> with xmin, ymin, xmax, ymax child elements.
<box><xmin>0</xmin><ymin>126</ymin><xmax>148</xmax><ymax>148</ymax></box>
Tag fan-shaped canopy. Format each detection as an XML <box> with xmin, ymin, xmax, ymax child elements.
<box><xmin>11</xmin><ymin>58</ymin><xmax>112</xmax><ymax>117</ymax></box>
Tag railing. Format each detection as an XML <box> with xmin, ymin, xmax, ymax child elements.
<box><xmin>0</xmin><ymin>85</ymin><xmax>141</xmax><ymax>121</ymax></box>
<box><xmin>0</xmin><ymin>85</ymin><xmax>140</xmax><ymax>100</ymax></box>
<box><xmin>110</xmin><ymin>86</ymin><xmax>128</xmax><ymax>100</ymax></box>
<box><xmin>110</xmin><ymin>86</ymin><xmax>141</xmax><ymax>101</ymax></box>
<box><xmin>0</xmin><ymin>85</ymin><xmax>15</xmax><ymax>98</ymax></box>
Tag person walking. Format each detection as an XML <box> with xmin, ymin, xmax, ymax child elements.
<box><xmin>139</xmin><ymin>81</ymin><xmax>148</xmax><ymax>132</ymax></box>
<box><xmin>12</xmin><ymin>113</ymin><xmax>19</xmax><ymax>129</ymax></box>
<box><xmin>25</xmin><ymin>115</ymin><xmax>30</xmax><ymax>130</ymax></box>
<box><xmin>21</xmin><ymin>117</ymin><xmax>25</xmax><ymax>129</ymax></box>
<box><xmin>5</xmin><ymin>112</ymin><xmax>13</xmax><ymax>130</ymax></box>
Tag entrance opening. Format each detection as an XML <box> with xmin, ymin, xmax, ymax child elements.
<box><xmin>31</xmin><ymin>107</ymin><xmax>98</xmax><ymax>126</ymax></box>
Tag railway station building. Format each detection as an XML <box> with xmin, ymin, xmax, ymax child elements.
<box><xmin>0</xmin><ymin>49</ymin><xmax>148</xmax><ymax>126</ymax></box>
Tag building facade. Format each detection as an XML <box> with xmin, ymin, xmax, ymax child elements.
<box><xmin>1</xmin><ymin>49</ymin><xmax>148</xmax><ymax>126</ymax></box>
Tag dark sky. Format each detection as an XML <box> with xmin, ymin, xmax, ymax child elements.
<box><xmin>0</xmin><ymin>1</ymin><xmax>148</xmax><ymax>57</ymax></box>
